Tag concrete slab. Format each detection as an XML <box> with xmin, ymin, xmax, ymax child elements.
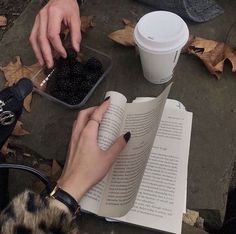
<box><xmin>1</xmin><ymin>0</ymin><xmax>236</xmax><ymax>232</ymax></box>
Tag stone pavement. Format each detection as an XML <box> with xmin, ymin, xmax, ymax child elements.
<box><xmin>0</xmin><ymin>0</ymin><xmax>236</xmax><ymax>233</ymax></box>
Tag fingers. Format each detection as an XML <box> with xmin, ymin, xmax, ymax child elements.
<box><xmin>47</xmin><ymin>8</ymin><xmax>67</xmax><ymax>58</ymax></box>
<box><xmin>85</xmin><ymin>98</ymin><xmax>110</xmax><ymax>139</ymax></box>
<box><xmin>29</xmin><ymin>16</ymin><xmax>44</xmax><ymax>66</ymax></box>
<box><xmin>38</xmin><ymin>9</ymin><xmax>54</xmax><ymax>68</ymax></box>
<box><xmin>69</xmin><ymin>13</ymin><xmax>81</xmax><ymax>52</ymax></box>
<box><xmin>106</xmin><ymin>132</ymin><xmax>131</xmax><ymax>162</ymax></box>
<box><xmin>70</xmin><ymin>107</ymin><xmax>97</xmax><ymax>149</ymax></box>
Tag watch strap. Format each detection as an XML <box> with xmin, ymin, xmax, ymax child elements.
<box><xmin>50</xmin><ymin>186</ymin><xmax>80</xmax><ymax>217</ymax></box>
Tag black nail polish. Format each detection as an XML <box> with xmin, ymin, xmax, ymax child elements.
<box><xmin>123</xmin><ymin>132</ymin><xmax>131</xmax><ymax>143</ymax></box>
<box><xmin>104</xmin><ymin>96</ymin><xmax>110</xmax><ymax>102</ymax></box>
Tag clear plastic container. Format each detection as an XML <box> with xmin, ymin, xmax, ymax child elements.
<box><xmin>33</xmin><ymin>45</ymin><xmax>112</xmax><ymax>109</ymax></box>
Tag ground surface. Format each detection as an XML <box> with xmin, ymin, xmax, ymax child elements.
<box><xmin>0</xmin><ymin>0</ymin><xmax>31</xmax><ymax>40</ymax></box>
<box><xmin>0</xmin><ymin>0</ymin><xmax>236</xmax><ymax>233</ymax></box>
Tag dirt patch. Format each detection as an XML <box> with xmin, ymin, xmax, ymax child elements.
<box><xmin>0</xmin><ymin>0</ymin><xmax>31</xmax><ymax>40</ymax></box>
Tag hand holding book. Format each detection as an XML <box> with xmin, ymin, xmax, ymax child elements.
<box><xmin>57</xmin><ymin>98</ymin><xmax>130</xmax><ymax>203</ymax></box>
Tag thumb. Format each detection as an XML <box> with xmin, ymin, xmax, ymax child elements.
<box><xmin>106</xmin><ymin>132</ymin><xmax>131</xmax><ymax>162</ymax></box>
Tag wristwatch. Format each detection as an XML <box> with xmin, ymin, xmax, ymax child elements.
<box><xmin>49</xmin><ymin>185</ymin><xmax>81</xmax><ymax>217</ymax></box>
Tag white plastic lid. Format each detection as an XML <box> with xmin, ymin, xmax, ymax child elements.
<box><xmin>134</xmin><ymin>11</ymin><xmax>189</xmax><ymax>53</ymax></box>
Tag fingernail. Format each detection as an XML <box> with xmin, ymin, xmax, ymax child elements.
<box><xmin>103</xmin><ymin>96</ymin><xmax>110</xmax><ymax>102</ymax></box>
<box><xmin>123</xmin><ymin>132</ymin><xmax>131</xmax><ymax>143</ymax></box>
<box><xmin>74</xmin><ymin>44</ymin><xmax>80</xmax><ymax>52</ymax></box>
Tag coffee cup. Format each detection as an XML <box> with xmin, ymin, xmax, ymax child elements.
<box><xmin>134</xmin><ymin>11</ymin><xmax>189</xmax><ymax>84</ymax></box>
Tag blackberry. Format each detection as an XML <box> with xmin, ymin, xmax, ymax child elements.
<box><xmin>66</xmin><ymin>48</ymin><xmax>77</xmax><ymax>60</ymax></box>
<box><xmin>70</xmin><ymin>76</ymin><xmax>82</xmax><ymax>88</ymax></box>
<box><xmin>56</xmin><ymin>62</ymin><xmax>71</xmax><ymax>79</ymax></box>
<box><xmin>85</xmin><ymin>57</ymin><xmax>103</xmax><ymax>71</ymax></box>
<box><xmin>68</xmin><ymin>58</ymin><xmax>78</xmax><ymax>67</ymax></box>
<box><xmin>80</xmin><ymin>80</ymin><xmax>93</xmax><ymax>92</ymax></box>
<box><xmin>54</xmin><ymin>90</ymin><xmax>69</xmax><ymax>102</ymax></box>
<box><xmin>55</xmin><ymin>57</ymin><xmax>67</xmax><ymax>67</ymax></box>
<box><xmin>67</xmin><ymin>95</ymin><xmax>81</xmax><ymax>105</ymax></box>
<box><xmin>71</xmin><ymin>61</ymin><xmax>85</xmax><ymax>77</ymax></box>
<box><xmin>86</xmin><ymin>70</ymin><xmax>103</xmax><ymax>83</ymax></box>
<box><xmin>56</xmin><ymin>78</ymin><xmax>74</xmax><ymax>91</ymax></box>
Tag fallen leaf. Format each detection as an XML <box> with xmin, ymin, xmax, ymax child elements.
<box><xmin>33</xmin><ymin>160</ymin><xmax>62</xmax><ymax>193</ymax></box>
<box><xmin>0</xmin><ymin>15</ymin><xmax>7</xmax><ymax>27</ymax></box>
<box><xmin>0</xmin><ymin>122</ymin><xmax>29</xmax><ymax>155</ymax></box>
<box><xmin>122</xmin><ymin>18</ymin><xmax>136</xmax><ymax>28</ymax></box>
<box><xmin>1</xmin><ymin>139</ymin><xmax>10</xmax><ymax>155</ymax></box>
<box><xmin>183</xmin><ymin>209</ymin><xmax>199</xmax><ymax>226</ymax></box>
<box><xmin>186</xmin><ymin>36</ymin><xmax>236</xmax><ymax>79</ymax></box>
<box><xmin>12</xmin><ymin>121</ymin><xmax>30</xmax><ymax>136</ymax></box>
<box><xmin>108</xmin><ymin>19</ymin><xmax>136</xmax><ymax>47</ymax></box>
<box><xmin>81</xmin><ymin>15</ymin><xmax>95</xmax><ymax>33</ymax></box>
<box><xmin>51</xmin><ymin>160</ymin><xmax>62</xmax><ymax>181</ymax></box>
<box><xmin>38</xmin><ymin>162</ymin><xmax>52</xmax><ymax>178</ymax></box>
<box><xmin>0</xmin><ymin>56</ymin><xmax>46</xmax><ymax>111</ymax></box>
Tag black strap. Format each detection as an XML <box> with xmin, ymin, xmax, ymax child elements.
<box><xmin>50</xmin><ymin>186</ymin><xmax>80</xmax><ymax>216</ymax></box>
<box><xmin>0</xmin><ymin>164</ymin><xmax>52</xmax><ymax>193</ymax></box>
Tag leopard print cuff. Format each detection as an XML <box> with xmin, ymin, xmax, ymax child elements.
<box><xmin>0</xmin><ymin>190</ymin><xmax>79</xmax><ymax>234</ymax></box>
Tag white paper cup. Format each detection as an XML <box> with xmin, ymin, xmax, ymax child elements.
<box><xmin>134</xmin><ymin>11</ymin><xmax>189</xmax><ymax>84</ymax></box>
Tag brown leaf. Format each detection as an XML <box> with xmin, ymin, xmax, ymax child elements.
<box><xmin>38</xmin><ymin>163</ymin><xmax>52</xmax><ymax>178</ymax></box>
<box><xmin>0</xmin><ymin>57</ymin><xmax>46</xmax><ymax>111</ymax></box>
<box><xmin>1</xmin><ymin>139</ymin><xmax>10</xmax><ymax>155</ymax></box>
<box><xmin>0</xmin><ymin>15</ymin><xmax>7</xmax><ymax>27</ymax></box>
<box><xmin>81</xmin><ymin>15</ymin><xmax>95</xmax><ymax>33</ymax></box>
<box><xmin>0</xmin><ymin>122</ymin><xmax>29</xmax><ymax>155</ymax></box>
<box><xmin>108</xmin><ymin>19</ymin><xmax>136</xmax><ymax>47</ymax></box>
<box><xmin>51</xmin><ymin>160</ymin><xmax>62</xmax><ymax>181</ymax></box>
<box><xmin>0</xmin><ymin>139</ymin><xmax>15</xmax><ymax>155</ymax></box>
<box><xmin>187</xmin><ymin>36</ymin><xmax>236</xmax><ymax>79</ymax></box>
<box><xmin>12</xmin><ymin>121</ymin><xmax>30</xmax><ymax>136</ymax></box>
<box><xmin>33</xmin><ymin>160</ymin><xmax>62</xmax><ymax>193</ymax></box>
<box><xmin>122</xmin><ymin>18</ymin><xmax>136</xmax><ymax>28</ymax></box>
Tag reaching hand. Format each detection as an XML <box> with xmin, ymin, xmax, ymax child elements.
<box><xmin>57</xmin><ymin>98</ymin><xmax>131</xmax><ymax>202</ymax></box>
<box><xmin>29</xmin><ymin>0</ymin><xmax>81</xmax><ymax>68</ymax></box>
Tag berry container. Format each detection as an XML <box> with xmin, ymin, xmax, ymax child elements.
<box><xmin>33</xmin><ymin>45</ymin><xmax>112</xmax><ymax>109</ymax></box>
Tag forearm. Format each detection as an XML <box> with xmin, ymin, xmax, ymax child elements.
<box><xmin>0</xmin><ymin>190</ymin><xmax>78</xmax><ymax>233</ymax></box>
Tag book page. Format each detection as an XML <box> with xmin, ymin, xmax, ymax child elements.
<box><xmin>80</xmin><ymin>91</ymin><xmax>127</xmax><ymax>213</ymax></box>
<box><xmin>116</xmin><ymin>108</ymin><xmax>192</xmax><ymax>234</ymax></box>
<box><xmin>98</xmin><ymin>84</ymin><xmax>172</xmax><ymax>217</ymax></box>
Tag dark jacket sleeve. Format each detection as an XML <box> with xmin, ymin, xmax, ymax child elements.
<box><xmin>0</xmin><ymin>190</ymin><xmax>78</xmax><ymax>234</ymax></box>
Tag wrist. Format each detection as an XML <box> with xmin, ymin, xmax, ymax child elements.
<box><xmin>49</xmin><ymin>185</ymin><xmax>81</xmax><ymax>217</ymax></box>
<box><xmin>58</xmin><ymin>179</ymin><xmax>89</xmax><ymax>202</ymax></box>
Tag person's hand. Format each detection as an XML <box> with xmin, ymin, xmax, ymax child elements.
<box><xmin>29</xmin><ymin>0</ymin><xmax>81</xmax><ymax>68</ymax></box>
<box><xmin>57</xmin><ymin>98</ymin><xmax>131</xmax><ymax>202</ymax></box>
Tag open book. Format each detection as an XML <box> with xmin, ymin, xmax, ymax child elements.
<box><xmin>80</xmin><ymin>84</ymin><xmax>193</xmax><ymax>234</ymax></box>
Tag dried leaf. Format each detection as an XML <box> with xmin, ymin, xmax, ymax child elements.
<box><xmin>0</xmin><ymin>15</ymin><xmax>7</xmax><ymax>27</ymax></box>
<box><xmin>12</xmin><ymin>121</ymin><xmax>30</xmax><ymax>136</ymax></box>
<box><xmin>122</xmin><ymin>18</ymin><xmax>136</xmax><ymax>28</ymax></box>
<box><xmin>108</xmin><ymin>19</ymin><xmax>136</xmax><ymax>47</ymax></box>
<box><xmin>1</xmin><ymin>139</ymin><xmax>10</xmax><ymax>155</ymax></box>
<box><xmin>0</xmin><ymin>139</ymin><xmax>16</xmax><ymax>155</ymax></box>
<box><xmin>187</xmin><ymin>36</ymin><xmax>236</xmax><ymax>79</ymax></box>
<box><xmin>81</xmin><ymin>15</ymin><xmax>95</xmax><ymax>33</ymax></box>
<box><xmin>0</xmin><ymin>121</ymin><xmax>29</xmax><ymax>155</ymax></box>
<box><xmin>33</xmin><ymin>160</ymin><xmax>62</xmax><ymax>193</ymax></box>
<box><xmin>183</xmin><ymin>209</ymin><xmax>200</xmax><ymax>226</ymax></box>
<box><xmin>38</xmin><ymin>163</ymin><xmax>51</xmax><ymax>177</ymax></box>
<box><xmin>0</xmin><ymin>57</ymin><xmax>46</xmax><ymax>111</ymax></box>
<box><xmin>51</xmin><ymin>160</ymin><xmax>62</xmax><ymax>181</ymax></box>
